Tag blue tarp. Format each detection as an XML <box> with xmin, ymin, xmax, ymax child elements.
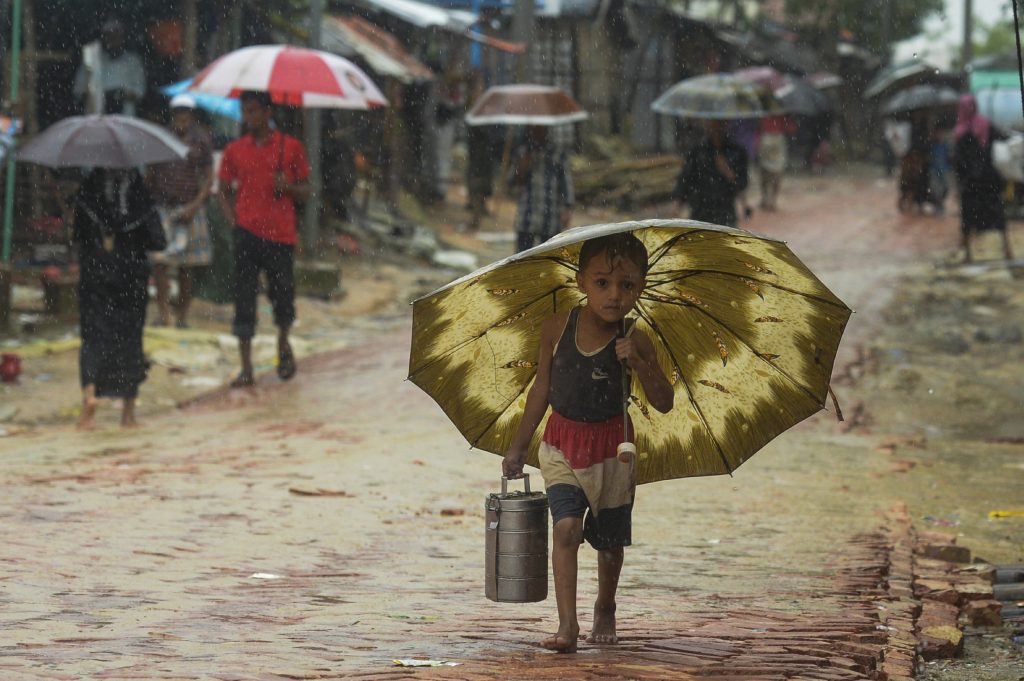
<box><xmin>161</xmin><ymin>79</ymin><xmax>241</xmax><ymax>121</ymax></box>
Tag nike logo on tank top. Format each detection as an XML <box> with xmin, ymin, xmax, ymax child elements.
<box><xmin>548</xmin><ymin>307</ymin><xmax>633</xmax><ymax>423</ymax></box>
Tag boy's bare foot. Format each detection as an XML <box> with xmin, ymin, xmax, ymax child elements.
<box><xmin>121</xmin><ymin>399</ymin><xmax>138</xmax><ymax>428</ymax></box>
<box><xmin>588</xmin><ymin>603</ymin><xmax>617</xmax><ymax>644</ymax></box>
<box><xmin>77</xmin><ymin>390</ymin><xmax>98</xmax><ymax>431</ymax></box>
<box><xmin>541</xmin><ymin>625</ymin><xmax>579</xmax><ymax>653</ymax></box>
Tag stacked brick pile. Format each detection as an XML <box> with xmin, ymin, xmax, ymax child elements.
<box><xmin>914</xmin><ymin>529</ymin><xmax>1000</xmax><ymax>659</ymax></box>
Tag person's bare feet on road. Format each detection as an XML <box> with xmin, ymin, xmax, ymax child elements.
<box><xmin>120</xmin><ymin>399</ymin><xmax>138</xmax><ymax>428</ymax></box>
<box><xmin>588</xmin><ymin>602</ymin><xmax>618</xmax><ymax>644</ymax></box>
<box><xmin>77</xmin><ymin>386</ymin><xmax>98</xmax><ymax>430</ymax></box>
<box><xmin>541</xmin><ymin>624</ymin><xmax>579</xmax><ymax>653</ymax></box>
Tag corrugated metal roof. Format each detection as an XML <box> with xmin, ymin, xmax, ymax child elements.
<box><xmin>323</xmin><ymin>15</ymin><xmax>435</xmax><ymax>84</ymax></box>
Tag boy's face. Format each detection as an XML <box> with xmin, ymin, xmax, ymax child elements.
<box><xmin>241</xmin><ymin>99</ymin><xmax>271</xmax><ymax>134</ymax></box>
<box><xmin>577</xmin><ymin>250</ymin><xmax>645</xmax><ymax>325</ymax></box>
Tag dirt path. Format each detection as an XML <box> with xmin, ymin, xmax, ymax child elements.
<box><xmin>1</xmin><ymin>169</ymin><xmax>1021</xmax><ymax>679</ymax></box>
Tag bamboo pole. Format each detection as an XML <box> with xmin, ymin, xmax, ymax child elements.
<box><xmin>2</xmin><ymin>0</ymin><xmax>24</xmax><ymax>264</ymax></box>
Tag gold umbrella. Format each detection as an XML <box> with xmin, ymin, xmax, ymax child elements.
<box><xmin>408</xmin><ymin>219</ymin><xmax>851</xmax><ymax>485</ymax></box>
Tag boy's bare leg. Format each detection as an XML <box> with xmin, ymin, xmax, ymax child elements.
<box><xmin>543</xmin><ymin>517</ymin><xmax>582</xmax><ymax>652</ymax></box>
<box><xmin>961</xmin><ymin>232</ymin><xmax>973</xmax><ymax>263</ymax></box>
<box><xmin>77</xmin><ymin>384</ymin><xmax>98</xmax><ymax>430</ymax></box>
<box><xmin>174</xmin><ymin>267</ymin><xmax>194</xmax><ymax>327</ymax></box>
<box><xmin>121</xmin><ymin>397</ymin><xmax>137</xmax><ymax>428</ymax></box>
<box><xmin>234</xmin><ymin>338</ymin><xmax>254</xmax><ymax>386</ymax></box>
<box><xmin>153</xmin><ymin>264</ymin><xmax>171</xmax><ymax>326</ymax></box>
<box><xmin>589</xmin><ymin>547</ymin><xmax>623</xmax><ymax>644</ymax></box>
<box><xmin>1002</xmin><ymin>230</ymin><xmax>1014</xmax><ymax>261</ymax></box>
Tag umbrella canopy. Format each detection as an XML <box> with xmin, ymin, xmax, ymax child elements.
<box><xmin>807</xmin><ymin>71</ymin><xmax>842</xmax><ymax>89</ymax></box>
<box><xmin>863</xmin><ymin>59</ymin><xmax>962</xmax><ymax>99</ymax></box>
<box><xmin>734</xmin><ymin>66</ymin><xmax>785</xmax><ymax>91</ymax></box>
<box><xmin>881</xmin><ymin>84</ymin><xmax>959</xmax><ymax>116</ymax></box>
<box><xmin>18</xmin><ymin>115</ymin><xmax>189</xmax><ymax>169</ymax></box>
<box><xmin>774</xmin><ymin>75</ymin><xmax>833</xmax><ymax>116</ymax></box>
<box><xmin>465</xmin><ymin>85</ymin><xmax>589</xmax><ymax>126</ymax></box>
<box><xmin>189</xmin><ymin>44</ymin><xmax>387</xmax><ymax>109</ymax></box>
<box><xmin>408</xmin><ymin>219</ymin><xmax>851</xmax><ymax>485</ymax></box>
<box><xmin>162</xmin><ymin>79</ymin><xmax>241</xmax><ymax>120</ymax></box>
<box><xmin>652</xmin><ymin>74</ymin><xmax>774</xmax><ymax>120</ymax></box>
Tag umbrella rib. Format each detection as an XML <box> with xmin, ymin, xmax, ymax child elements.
<box><xmin>407</xmin><ymin>283</ymin><xmax>571</xmax><ymax>381</ymax></box>
<box><xmin>107</xmin><ymin>122</ymin><xmax>134</xmax><ymax>169</ymax></box>
<box><xmin>647</xmin><ymin>228</ymin><xmax>753</xmax><ymax>271</ymax></box>
<box><xmin>640</xmin><ymin>294</ymin><xmax>825</xmax><ymax>404</ymax></box>
<box><xmin>469</xmin><ymin>285</ymin><xmax>583</xmax><ymax>447</ymax></box>
<box><xmin>633</xmin><ymin>302</ymin><xmax>734</xmax><ymax>475</ymax></box>
<box><xmin>648</xmin><ymin>269</ymin><xmax>850</xmax><ymax>311</ymax></box>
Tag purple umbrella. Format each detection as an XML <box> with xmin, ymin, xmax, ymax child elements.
<box><xmin>18</xmin><ymin>115</ymin><xmax>189</xmax><ymax>168</ymax></box>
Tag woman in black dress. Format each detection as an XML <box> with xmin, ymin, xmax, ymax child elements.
<box><xmin>73</xmin><ymin>168</ymin><xmax>166</xmax><ymax>428</ymax></box>
<box><xmin>953</xmin><ymin>94</ymin><xmax>1012</xmax><ymax>263</ymax></box>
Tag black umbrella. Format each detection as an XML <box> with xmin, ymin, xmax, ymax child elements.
<box><xmin>775</xmin><ymin>76</ymin><xmax>832</xmax><ymax>116</ymax></box>
<box><xmin>881</xmin><ymin>85</ymin><xmax>959</xmax><ymax>116</ymax></box>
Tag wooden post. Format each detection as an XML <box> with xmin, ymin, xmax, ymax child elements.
<box><xmin>182</xmin><ymin>0</ymin><xmax>198</xmax><ymax>75</ymax></box>
<box><xmin>303</xmin><ymin>0</ymin><xmax>324</xmax><ymax>253</ymax></box>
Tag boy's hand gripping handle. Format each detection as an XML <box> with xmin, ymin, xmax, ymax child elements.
<box><xmin>500</xmin><ymin>474</ymin><xmax>531</xmax><ymax>496</ymax></box>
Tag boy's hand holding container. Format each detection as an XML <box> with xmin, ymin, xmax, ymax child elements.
<box><xmin>502</xmin><ymin>447</ymin><xmax>528</xmax><ymax>478</ymax></box>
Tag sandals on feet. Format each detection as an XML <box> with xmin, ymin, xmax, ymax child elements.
<box><xmin>277</xmin><ymin>348</ymin><xmax>296</xmax><ymax>381</ymax></box>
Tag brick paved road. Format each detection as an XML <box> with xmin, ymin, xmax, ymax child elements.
<box><xmin>0</xmin><ymin>172</ymin><xmax>1013</xmax><ymax>679</ymax></box>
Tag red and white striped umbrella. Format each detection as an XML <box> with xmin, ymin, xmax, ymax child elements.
<box><xmin>189</xmin><ymin>45</ymin><xmax>387</xmax><ymax>110</ymax></box>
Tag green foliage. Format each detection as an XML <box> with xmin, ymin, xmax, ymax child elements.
<box><xmin>782</xmin><ymin>0</ymin><xmax>944</xmax><ymax>53</ymax></box>
<box><xmin>974</xmin><ymin>18</ymin><xmax>1020</xmax><ymax>58</ymax></box>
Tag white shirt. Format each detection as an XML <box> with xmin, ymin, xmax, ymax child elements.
<box><xmin>73</xmin><ymin>41</ymin><xmax>146</xmax><ymax>116</ymax></box>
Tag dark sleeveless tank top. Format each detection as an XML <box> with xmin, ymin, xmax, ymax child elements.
<box><xmin>548</xmin><ymin>307</ymin><xmax>633</xmax><ymax>422</ymax></box>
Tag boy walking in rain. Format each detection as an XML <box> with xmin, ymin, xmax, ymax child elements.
<box><xmin>503</xmin><ymin>234</ymin><xmax>674</xmax><ymax>652</ymax></box>
<box><xmin>218</xmin><ymin>91</ymin><xmax>310</xmax><ymax>387</ymax></box>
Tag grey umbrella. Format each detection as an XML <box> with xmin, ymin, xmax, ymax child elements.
<box><xmin>18</xmin><ymin>115</ymin><xmax>189</xmax><ymax>168</ymax></box>
<box><xmin>881</xmin><ymin>85</ymin><xmax>959</xmax><ymax>116</ymax></box>
<box><xmin>864</xmin><ymin>59</ymin><xmax>961</xmax><ymax>99</ymax></box>
<box><xmin>775</xmin><ymin>76</ymin><xmax>833</xmax><ymax>116</ymax></box>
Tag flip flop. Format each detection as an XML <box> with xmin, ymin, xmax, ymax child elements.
<box><xmin>277</xmin><ymin>348</ymin><xmax>296</xmax><ymax>381</ymax></box>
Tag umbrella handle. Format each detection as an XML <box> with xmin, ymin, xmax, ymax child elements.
<box><xmin>614</xmin><ymin>317</ymin><xmax>630</xmax><ymax>456</ymax></box>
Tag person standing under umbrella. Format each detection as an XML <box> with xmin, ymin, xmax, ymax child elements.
<box><xmin>74</xmin><ymin>168</ymin><xmax>167</xmax><ymax>429</ymax></box>
<box><xmin>147</xmin><ymin>94</ymin><xmax>214</xmax><ymax>328</ymax></box>
<box><xmin>73</xmin><ymin>19</ymin><xmax>146</xmax><ymax>116</ymax></box>
<box><xmin>511</xmin><ymin>126</ymin><xmax>574</xmax><ymax>252</ymax></box>
<box><xmin>218</xmin><ymin>91</ymin><xmax>310</xmax><ymax>387</ymax></box>
<box><xmin>757</xmin><ymin>114</ymin><xmax>794</xmax><ymax>211</ymax></box>
<box><xmin>675</xmin><ymin>120</ymin><xmax>748</xmax><ymax>227</ymax></box>
<box><xmin>952</xmin><ymin>94</ymin><xmax>1013</xmax><ymax>262</ymax></box>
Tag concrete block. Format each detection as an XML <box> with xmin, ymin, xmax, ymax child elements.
<box><xmin>920</xmin><ymin>543</ymin><xmax>971</xmax><ymax>563</ymax></box>
<box><xmin>295</xmin><ymin>260</ymin><xmax>342</xmax><ymax>299</ymax></box>
<box><xmin>964</xmin><ymin>599</ymin><xmax>1003</xmax><ymax>627</ymax></box>
<box><xmin>919</xmin><ymin>625</ymin><xmax>964</xmax><ymax>660</ymax></box>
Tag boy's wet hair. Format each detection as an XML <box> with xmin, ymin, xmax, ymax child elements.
<box><xmin>578</xmin><ymin>233</ymin><xmax>649</xmax><ymax>276</ymax></box>
<box><xmin>240</xmin><ymin>90</ymin><xmax>273</xmax><ymax>109</ymax></box>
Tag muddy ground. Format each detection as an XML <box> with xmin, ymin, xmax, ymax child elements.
<box><xmin>0</xmin><ymin>166</ymin><xmax>1022</xmax><ymax>679</ymax></box>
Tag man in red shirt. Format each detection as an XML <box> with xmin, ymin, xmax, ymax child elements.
<box><xmin>218</xmin><ymin>91</ymin><xmax>310</xmax><ymax>387</ymax></box>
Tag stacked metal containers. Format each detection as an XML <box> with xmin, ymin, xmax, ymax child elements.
<box><xmin>484</xmin><ymin>475</ymin><xmax>548</xmax><ymax>602</ymax></box>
